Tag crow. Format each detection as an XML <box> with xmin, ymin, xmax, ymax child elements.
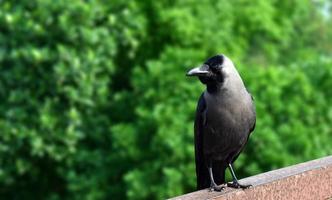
<box><xmin>187</xmin><ymin>54</ymin><xmax>256</xmax><ymax>191</ymax></box>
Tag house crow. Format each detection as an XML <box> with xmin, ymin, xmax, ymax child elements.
<box><xmin>187</xmin><ymin>54</ymin><xmax>256</xmax><ymax>191</ymax></box>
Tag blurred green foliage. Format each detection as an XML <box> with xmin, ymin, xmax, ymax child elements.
<box><xmin>0</xmin><ymin>0</ymin><xmax>331</xmax><ymax>199</ymax></box>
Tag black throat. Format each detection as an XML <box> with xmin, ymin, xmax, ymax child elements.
<box><xmin>207</xmin><ymin>82</ymin><xmax>222</xmax><ymax>94</ymax></box>
<box><xmin>206</xmin><ymin>75</ymin><xmax>224</xmax><ymax>94</ymax></box>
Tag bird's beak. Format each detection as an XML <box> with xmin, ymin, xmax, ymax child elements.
<box><xmin>186</xmin><ymin>64</ymin><xmax>210</xmax><ymax>76</ymax></box>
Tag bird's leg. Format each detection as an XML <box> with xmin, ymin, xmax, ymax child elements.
<box><xmin>227</xmin><ymin>163</ymin><xmax>252</xmax><ymax>189</ymax></box>
<box><xmin>208</xmin><ymin>161</ymin><xmax>225</xmax><ymax>191</ymax></box>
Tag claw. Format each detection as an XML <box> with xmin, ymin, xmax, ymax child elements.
<box><xmin>227</xmin><ymin>182</ymin><xmax>252</xmax><ymax>189</ymax></box>
<box><xmin>209</xmin><ymin>184</ymin><xmax>225</xmax><ymax>192</ymax></box>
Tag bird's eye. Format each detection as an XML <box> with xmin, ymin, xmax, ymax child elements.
<box><xmin>210</xmin><ymin>65</ymin><xmax>221</xmax><ymax>74</ymax></box>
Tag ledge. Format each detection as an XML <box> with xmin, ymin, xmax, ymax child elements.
<box><xmin>170</xmin><ymin>156</ymin><xmax>332</xmax><ymax>200</ymax></box>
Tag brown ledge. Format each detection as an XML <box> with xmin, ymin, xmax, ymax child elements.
<box><xmin>170</xmin><ymin>156</ymin><xmax>332</xmax><ymax>200</ymax></box>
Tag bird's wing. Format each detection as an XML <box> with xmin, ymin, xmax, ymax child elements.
<box><xmin>249</xmin><ymin>93</ymin><xmax>256</xmax><ymax>133</ymax></box>
<box><xmin>195</xmin><ymin>93</ymin><xmax>227</xmax><ymax>189</ymax></box>
<box><xmin>194</xmin><ymin>93</ymin><xmax>210</xmax><ymax>189</ymax></box>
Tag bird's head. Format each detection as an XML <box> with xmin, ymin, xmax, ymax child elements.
<box><xmin>186</xmin><ymin>54</ymin><xmax>229</xmax><ymax>85</ymax></box>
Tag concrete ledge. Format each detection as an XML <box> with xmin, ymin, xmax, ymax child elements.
<box><xmin>171</xmin><ymin>156</ymin><xmax>332</xmax><ymax>200</ymax></box>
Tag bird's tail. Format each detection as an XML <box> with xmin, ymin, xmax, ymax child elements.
<box><xmin>196</xmin><ymin>160</ymin><xmax>226</xmax><ymax>190</ymax></box>
<box><xmin>213</xmin><ymin>161</ymin><xmax>227</xmax><ymax>185</ymax></box>
<box><xmin>196</xmin><ymin>157</ymin><xmax>210</xmax><ymax>190</ymax></box>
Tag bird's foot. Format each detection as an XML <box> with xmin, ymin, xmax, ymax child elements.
<box><xmin>227</xmin><ymin>181</ymin><xmax>252</xmax><ymax>189</ymax></box>
<box><xmin>209</xmin><ymin>183</ymin><xmax>225</xmax><ymax>192</ymax></box>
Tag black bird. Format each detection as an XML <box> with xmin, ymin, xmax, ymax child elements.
<box><xmin>187</xmin><ymin>54</ymin><xmax>256</xmax><ymax>191</ymax></box>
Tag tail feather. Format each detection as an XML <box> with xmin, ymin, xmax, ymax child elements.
<box><xmin>212</xmin><ymin>161</ymin><xmax>226</xmax><ymax>185</ymax></box>
<box><xmin>196</xmin><ymin>157</ymin><xmax>209</xmax><ymax>190</ymax></box>
<box><xmin>196</xmin><ymin>159</ymin><xmax>226</xmax><ymax>190</ymax></box>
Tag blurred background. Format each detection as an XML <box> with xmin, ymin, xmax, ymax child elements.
<box><xmin>0</xmin><ymin>0</ymin><xmax>332</xmax><ymax>199</ymax></box>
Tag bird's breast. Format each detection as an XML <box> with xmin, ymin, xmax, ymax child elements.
<box><xmin>203</xmin><ymin>90</ymin><xmax>254</xmax><ymax>131</ymax></box>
